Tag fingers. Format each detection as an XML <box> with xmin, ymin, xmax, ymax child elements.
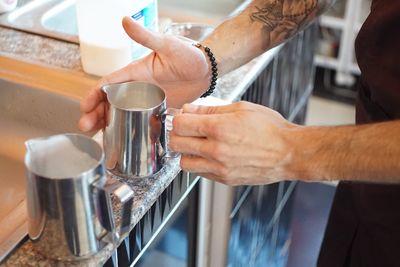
<box><xmin>180</xmin><ymin>156</ymin><xmax>244</xmax><ymax>186</ymax></box>
<box><xmin>170</xmin><ymin>134</ymin><xmax>214</xmax><ymax>158</ymax></box>
<box><xmin>79</xmin><ymin>102</ymin><xmax>107</xmax><ymax>132</ymax></box>
<box><xmin>180</xmin><ymin>155</ymin><xmax>225</xmax><ymax>176</ymax></box>
<box><xmin>182</xmin><ymin>103</ymin><xmax>238</xmax><ymax>115</ymax></box>
<box><xmin>122</xmin><ymin>16</ymin><xmax>165</xmax><ymax>52</ymax></box>
<box><xmin>173</xmin><ymin>113</ymin><xmax>223</xmax><ymax>138</ymax></box>
<box><xmin>100</xmin><ymin>59</ymin><xmax>151</xmax><ymax>85</ymax></box>
<box><xmin>91</xmin><ymin>119</ymin><xmax>106</xmax><ymax>133</ymax></box>
<box><xmin>80</xmin><ymin>87</ymin><xmax>106</xmax><ymax>113</ymax></box>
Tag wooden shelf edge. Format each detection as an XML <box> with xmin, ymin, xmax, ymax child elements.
<box><xmin>0</xmin><ymin>54</ymin><xmax>98</xmax><ymax>99</ymax></box>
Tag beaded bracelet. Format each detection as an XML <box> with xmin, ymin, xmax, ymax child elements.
<box><xmin>193</xmin><ymin>43</ymin><xmax>218</xmax><ymax>98</ymax></box>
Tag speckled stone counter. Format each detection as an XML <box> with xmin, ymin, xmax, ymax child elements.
<box><xmin>0</xmin><ymin>2</ymin><xmax>281</xmax><ymax>265</ymax></box>
<box><xmin>2</xmin><ymin>157</ymin><xmax>181</xmax><ymax>267</ymax></box>
<box><xmin>0</xmin><ymin>27</ymin><xmax>82</xmax><ymax>71</ymax></box>
<box><xmin>0</xmin><ymin>0</ymin><xmax>82</xmax><ymax>71</ymax></box>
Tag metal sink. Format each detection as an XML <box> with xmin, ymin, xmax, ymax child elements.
<box><xmin>0</xmin><ymin>0</ymin><xmax>238</xmax><ymax>45</ymax></box>
<box><xmin>0</xmin><ymin>0</ymin><xmax>78</xmax><ymax>43</ymax></box>
<box><xmin>0</xmin><ymin>79</ymin><xmax>82</xmax><ymax>261</ymax></box>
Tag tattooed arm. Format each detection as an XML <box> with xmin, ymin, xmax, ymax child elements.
<box><xmin>79</xmin><ymin>0</ymin><xmax>334</xmax><ymax>131</ymax></box>
<box><xmin>203</xmin><ymin>0</ymin><xmax>335</xmax><ymax>75</ymax></box>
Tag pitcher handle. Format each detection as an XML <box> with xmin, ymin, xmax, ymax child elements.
<box><xmin>92</xmin><ymin>177</ymin><xmax>134</xmax><ymax>245</ymax></box>
<box><xmin>162</xmin><ymin>108</ymin><xmax>182</xmax><ymax>158</ymax></box>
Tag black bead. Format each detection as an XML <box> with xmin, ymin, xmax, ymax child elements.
<box><xmin>199</xmin><ymin>45</ymin><xmax>219</xmax><ymax>98</ymax></box>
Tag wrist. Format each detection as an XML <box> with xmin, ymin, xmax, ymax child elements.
<box><xmin>193</xmin><ymin>43</ymin><xmax>219</xmax><ymax>97</ymax></box>
<box><xmin>281</xmin><ymin>126</ymin><xmax>331</xmax><ymax>182</ymax></box>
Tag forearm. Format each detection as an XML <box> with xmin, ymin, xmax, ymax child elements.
<box><xmin>286</xmin><ymin>121</ymin><xmax>400</xmax><ymax>183</ymax></box>
<box><xmin>203</xmin><ymin>0</ymin><xmax>334</xmax><ymax>75</ymax></box>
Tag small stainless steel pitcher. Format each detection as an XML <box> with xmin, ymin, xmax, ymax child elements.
<box><xmin>24</xmin><ymin>134</ymin><xmax>134</xmax><ymax>261</ymax></box>
<box><xmin>102</xmin><ymin>81</ymin><xmax>179</xmax><ymax>178</ymax></box>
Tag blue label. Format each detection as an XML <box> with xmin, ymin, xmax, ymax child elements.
<box><xmin>132</xmin><ymin>10</ymin><xmax>144</xmax><ymax>21</ymax></box>
<box><xmin>131</xmin><ymin>2</ymin><xmax>156</xmax><ymax>28</ymax></box>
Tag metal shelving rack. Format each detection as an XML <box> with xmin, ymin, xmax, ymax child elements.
<box><xmin>315</xmin><ymin>0</ymin><xmax>371</xmax><ymax>86</ymax></box>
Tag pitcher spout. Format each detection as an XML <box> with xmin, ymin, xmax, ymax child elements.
<box><xmin>25</xmin><ymin>140</ymin><xmax>32</xmax><ymax>152</ymax></box>
<box><xmin>24</xmin><ymin>134</ymin><xmax>104</xmax><ymax>179</ymax></box>
<box><xmin>24</xmin><ymin>137</ymin><xmax>46</xmax><ymax>155</ymax></box>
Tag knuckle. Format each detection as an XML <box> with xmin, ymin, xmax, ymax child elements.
<box><xmin>210</xmin><ymin>144</ymin><xmax>226</xmax><ymax>161</ymax></box>
<box><xmin>205</xmin><ymin>106</ymin><xmax>219</xmax><ymax>114</ymax></box>
<box><xmin>217</xmin><ymin>165</ymin><xmax>230</xmax><ymax>178</ymax></box>
<box><xmin>198</xmin><ymin>119</ymin><xmax>213</xmax><ymax>136</ymax></box>
<box><xmin>199</xmin><ymin>117</ymin><xmax>228</xmax><ymax>140</ymax></box>
<box><xmin>212</xmin><ymin>125</ymin><xmax>226</xmax><ymax>140</ymax></box>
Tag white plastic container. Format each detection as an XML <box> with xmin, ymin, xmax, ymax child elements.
<box><xmin>76</xmin><ymin>0</ymin><xmax>158</xmax><ymax>76</ymax></box>
<box><xmin>0</xmin><ymin>0</ymin><xmax>18</xmax><ymax>14</ymax></box>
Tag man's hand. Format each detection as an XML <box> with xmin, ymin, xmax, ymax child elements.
<box><xmin>171</xmin><ymin>101</ymin><xmax>400</xmax><ymax>185</ymax></box>
<box><xmin>170</xmin><ymin>101</ymin><xmax>297</xmax><ymax>186</ymax></box>
<box><xmin>79</xmin><ymin>17</ymin><xmax>210</xmax><ymax>132</ymax></box>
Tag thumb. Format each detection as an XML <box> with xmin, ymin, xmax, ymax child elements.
<box><xmin>182</xmin><ymin>103</ymin><xmax>237</xmax><ymax>115</ymax></box>
<box><xmin>122</xmin><ymin>16</ymin><xmax>165</xmax><ymax>52</ymax></box>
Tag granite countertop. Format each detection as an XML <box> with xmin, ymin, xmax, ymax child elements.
<box><xmin>0</xmin><ymin>0</ymin><xmax>82</xmax><ymax>72</ymax></box>
<box><xmin>2</xmin><ymin>158</ymin><xmax>181</xmax><ymax>267</ymax></box>
<box><xmin>0</xmin><ymin>3</ymin><xmax>281</xmax><ymax>266</ymax></box>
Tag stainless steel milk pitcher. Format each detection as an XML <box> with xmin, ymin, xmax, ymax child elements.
<box><xmin>102</xmin><ymin>81</ymin><xmax>179</xmax><ymax>178</ymax></box>
<box><xmin>24</xmin><ymin>134</ymin><xmax>134</xmax><ymax>261</ymax></box>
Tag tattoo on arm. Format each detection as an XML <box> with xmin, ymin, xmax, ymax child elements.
<box><xmin>250</xmin><ymin>0</ymin><xmax>328</xmax><ymax>48</ymax></box>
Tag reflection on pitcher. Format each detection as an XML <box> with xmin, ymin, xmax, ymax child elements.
<box><xmin>24</xmin><ymin>134</ymin><xmax>134</xmax><ymax>261</ymax></box>
<box><xmin>102</xmin><ymin>81</ymin><xmax>179</xmax><ymax>179</ymax></box>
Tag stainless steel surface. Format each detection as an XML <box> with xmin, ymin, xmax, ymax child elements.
<box><xmin>164</xmin><ymin>23</ymin><xmax>213</xmax><ymax>41</ymax></box>
<box><xmin>0</xmin><ymin>79</ymin><xmax>82</xmax><ymax>261</ymax></box>
<box><xmin>131</xmin><ymin>172</ymin><xmax>199</xmax><ymax>267</ymax></box>
<box><xmin>103</xmin><ymin>82</ymin><xmax>172</xmax><ymax>178</ymax></box>
<box><xmin>200</xmin><ymin>25</ymin><xmax>317</xmax><ymax>267</ymax></box>
<box><xmin>0</xmin><ymin>0</ymin><xmax>230</xmax><ymax>46</ymax></box>
<box><xmin>0</xmin><ymin>0</ymin><xmax>224</xmax><ymax>45</ymax></box>
<box><xmin>24</xmin><ymin>133</ymin><xmax>134</xmax><ymax>261</ymax></box>
<box><xmin>0</xmin><ymin>0</ymin><xmax>79</xmax><ymax>43</ymax></box>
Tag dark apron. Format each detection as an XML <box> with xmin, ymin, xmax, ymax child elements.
<box><xmin>317</xmin><ymin>1</ymin><xmax>400</xmax><ymax>266</ymax></box>
<box><xmin>317</xmin><ymin>83</ymin><xmax>400</xmax><ymax>267</ymax></box>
